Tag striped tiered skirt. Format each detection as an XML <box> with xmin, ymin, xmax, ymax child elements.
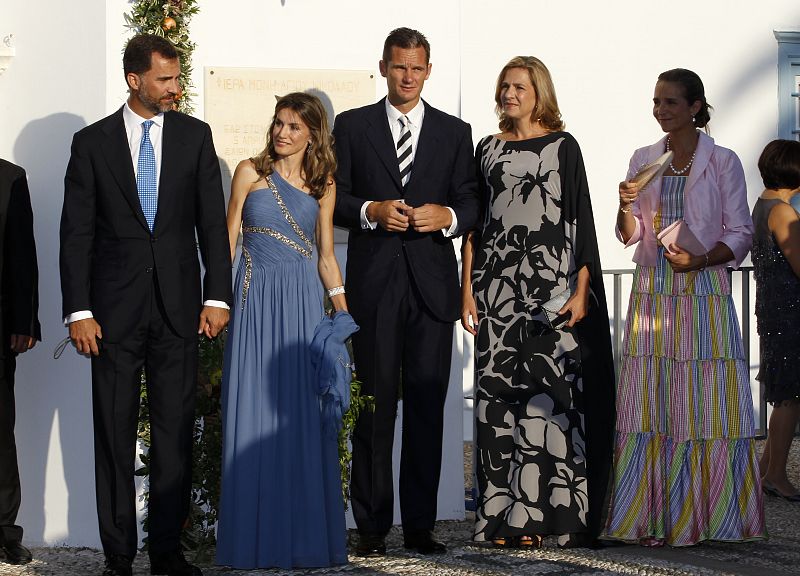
<box><xmin>605</xmin><ymin>263</ymin><xmax>765</xmax><ymax>546</ymax></box>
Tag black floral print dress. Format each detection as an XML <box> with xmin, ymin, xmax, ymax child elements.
<box><xmin>471</xmin><ymin>132</ymin><xmax>615</xmax><ymax>542</ymax></box>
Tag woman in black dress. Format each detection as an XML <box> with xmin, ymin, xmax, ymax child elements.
<box><xmin>751</xmin><ymin>139</ymin><xmax>800</xmax><ymax>501</ymax></box>
<box><xmin>461</xmin><ymin>56</ymin><xmax>615</xmax><ymax>548</ymax></box>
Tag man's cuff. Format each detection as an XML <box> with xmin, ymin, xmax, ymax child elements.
<box><xmin>204</xmin><ymin>300</ymin><xmax>230</xmax><ymax>310</ymax></box>
<box><xmin>442</xmin><ymin>207</ymin><xmax>458</xmax><ymax>237</ymax></box>
<box><xmin>360</xmin><ymin>201</ymin><xmax>378</xmax><ymax>230</ymax></box>
<box><xmin>65</xmin><ymin>310</ymin><xmax>93</xmax><ymax>325</ymax></box>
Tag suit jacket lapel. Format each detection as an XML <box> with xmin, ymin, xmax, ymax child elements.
<box><xmin>157</xmin><ymin>112</ymin><xmax>184</xmax><ymax>233</ymax></box>
<box><xmin>100</xmin><ymin>107</ymin><xmax>150</xmax><ymax>231</ymax></box>
<box><xmin>365</xmin><ymin>100</ymin><xmax>403</xmax><ymax>191</ymax></box>
<box><xmin>408</xmin><ymin>102</ymin><xmax>439</xmax><ymax>189</ymax></box>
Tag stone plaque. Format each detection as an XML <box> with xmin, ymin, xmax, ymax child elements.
<box><xmin>205</xmin><ymin>67</ymin><xmax>375</xmax><ymax>243</ymax></box>
<box><xmin>205</xmin><ymin>66</ymin><xmax>374</xmax><ymax>180</ymax></box>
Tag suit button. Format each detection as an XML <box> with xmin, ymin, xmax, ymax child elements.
<box><xmin>150</xmin><ymin>236</ymin><xmax>157</xmax><ymax>243</ymax></box>
<box><xmin>145</xmin><ymin>267</ymin><xmax>153</xmax><ymax>273</ymax></box>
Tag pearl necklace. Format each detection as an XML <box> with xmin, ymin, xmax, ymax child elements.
<box><xmin>666</xmin><ymin>136</ymin><xmax>696</xmax><ymax>175</ymax></box>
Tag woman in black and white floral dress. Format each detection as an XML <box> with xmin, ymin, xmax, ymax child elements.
<box><xmin>461</xmin><ymin>56</ymin><xmax>615</xmax><ymax>548</ymax></box>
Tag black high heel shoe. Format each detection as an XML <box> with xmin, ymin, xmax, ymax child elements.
<box><xmin>763</xmin><ymin>480</ymin><xmax>800</xmax><ymax>502</ymax></box>
<box><xmin>518</xmin><ymin>535</ymin><xmax>542</xmax><ymax>549</ymax></box>
<box><xmin>492</xmin><ymin>536</ymin><xmax>516</xmax><ymax>548</ymax></box>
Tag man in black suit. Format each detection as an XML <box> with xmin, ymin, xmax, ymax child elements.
<box><xmin>0</xmin><ymin>160</ymin><xmax>40</xmax><ymax>566</ymax></box>
<box><xmin>333</xmin><ymin>27</ymin><xmax>479</xmax><ymax>556</ymax></box>
<box><xmin>60</xmin><ymin>35</ymin><xmax>231</xmax><ymax>576</ymax></box>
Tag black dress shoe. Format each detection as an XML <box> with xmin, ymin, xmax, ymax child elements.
<box><xmin>149</xmin><ymin>550</ymin><xmax>202</xmax><ymax>576</ymax></box>
<box><xmin>102</xmin><ymin>553</ymin><xmax>133</xmax><ymax>576</ymax></box>
<box><xmin>591</xmin><ymin>537</ymin><xmax>628</xmax><ymax>549</ymax></box>
<box><xmin>403</xmin><ymin>530</ymin><xmax>446</xmax><ymax>554</ymax></box>
<box><xmin>354</xmin><ymin>533</ymin><xmax>386</xmax><ymax>557</ymax></box>
<box><xmin>1</xmin><ymin>540</ymin><xmax>33</xmax><ymax>565</ymax></box>
<box><xmin>558</xmin><ymin>532</ymin><xmax>592</xmax><ymax>549</ymax></box>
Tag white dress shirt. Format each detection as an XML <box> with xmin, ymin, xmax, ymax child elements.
<box><xmin>359</xmin><ymin>98</ymin><xmax>458</xmax><ymax>236</ymax></box>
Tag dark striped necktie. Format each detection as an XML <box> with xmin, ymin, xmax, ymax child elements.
<box><xmin>397</xmin><ymin>115</ymin><xmax>412</xmax><ymax>187</ymax></box>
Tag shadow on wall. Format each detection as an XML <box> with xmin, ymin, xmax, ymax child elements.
<box><xmin>219</xmin><ymin>156</ymin><xmax>233</xmax><ymax>207</ymax></box>
<box><xmin>306</xmin><ymin>88</ymin><xmax>335</xmax><ymax>131</ymax></box>
<box><xmin>12</xmin><ymin>112</ymin><xmax>101</xmax><ymax>547</ymax></box>
<box><xmin>304</xmin><ymin>88</ymin><xmax>349</xmax><ymax>244</ymax></box>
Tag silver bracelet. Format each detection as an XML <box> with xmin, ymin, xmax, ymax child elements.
<box><xmin>700</xmin><ymin>252</ymin><xmax>709</xmax><ymax>271</ymax></box>
<box><xmin>327</xmin><ymin>285</ymin><xmax>345</xmax><ymax>297</ymax></box>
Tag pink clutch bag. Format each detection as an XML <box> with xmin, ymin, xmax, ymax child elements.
<box><xmin>656</xmin><ymin>219</ymin><xmax>706</xmax><ymax>256</ymax></box>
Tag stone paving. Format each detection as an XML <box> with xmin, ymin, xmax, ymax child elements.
<box><xmin>1</xmin><ymin>440</ymin><xmax>798</xmax><ymax>576</ymax></box>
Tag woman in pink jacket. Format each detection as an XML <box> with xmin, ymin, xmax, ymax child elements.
<box><xmin>605</xmin><ymin>68</ymin><xmax>765</xmax><ymax>546</ymax></box>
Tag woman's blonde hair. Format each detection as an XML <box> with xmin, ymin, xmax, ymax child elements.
<box><xmin>495</xmin><ymin>56</ymin><xmax>564</xmax><ymax>133</ymax></box>
<box><xmin>251</xmin><ymin>92</ymin><xmax>336</xmax><ymax>199</ymax></box>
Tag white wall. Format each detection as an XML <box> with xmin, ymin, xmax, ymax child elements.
<box><xmin>1</xmin><ymin>0</ymin><xmax>798</xmax><ymax>547</ymax></box>
<box><xmin>462</xmin><ymin>0</ymin><xmax>800</xmax><ymax>269</ymax></box>
<box><xmin>0</xmin><ymin>0</ymin><xmax>107</xmax><ymax>547</ymax></box>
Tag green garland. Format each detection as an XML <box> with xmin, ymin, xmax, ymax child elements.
<box><xmin>339</xmin><ymin>375</ymin><xmax>373</xmax><ymax>508</ymax></box>
<box><xmin>124</xmin><ymin>0</ymin><xmax>199</xmax><ymax>114</ymax></box>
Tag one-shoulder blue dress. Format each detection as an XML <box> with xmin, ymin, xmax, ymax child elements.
<box><xmin>216</xmin><ymin>171</ymin><xmax>347</xmax><ymax>569</ymax></box>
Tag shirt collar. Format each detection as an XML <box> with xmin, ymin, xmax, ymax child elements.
<box><xmin>123</xmin><ymin>101</ymin><xmax>165</xmax><ymax>130</ymax></box>
<box><xmin>385</xmin><ymin>97</ymin><xmax>425</xmax><ymax>127</ymax></box>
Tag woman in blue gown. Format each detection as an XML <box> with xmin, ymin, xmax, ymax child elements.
<box><xmin>216</xmin><ymin>92</ymin><xmax>349</xmax><ymax>569</ymax></box>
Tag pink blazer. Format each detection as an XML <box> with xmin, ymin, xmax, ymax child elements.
<box><xmin>615</xmin><ymin>132</ymin><xmax>753</xmax><ymax>268</ymax></box>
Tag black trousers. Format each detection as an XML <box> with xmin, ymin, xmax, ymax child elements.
<box><xmin>0</xmin><ymin>350</ymin><xmax>22</xmax><ymax>545</ymax></box>
<box><xmin>90</xmin><ymin>279</ymin><xmax>198</xmax><ymax>558</ymax></box>
<box><xmin>349</xmin><ymin>253</ymin><xmax>453</xmax><ymax>536</ymax></box>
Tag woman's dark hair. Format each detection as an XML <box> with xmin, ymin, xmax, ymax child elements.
<box><xmin>758</xmin><ymin>139</ymin><xmax>800</xmax><ymax>190</ymax></box>
<box><xmin>382</xmin><ymin>27</ymin><xmax>430</xmax><ymax>64</ymax></box>
<box><xmin>251</xmin><ymin>92</ymin><xmax>336</xmax><ymax>199</ymax></box>
<box><xmin>123</xmin><ymin>34</ymin><xmax>178</xmax><ymax>78</ymax></box>
<box><xmin>658</xmin><ymin>68</ymin><xmax>713</xmax><ymax>130</ymax></box>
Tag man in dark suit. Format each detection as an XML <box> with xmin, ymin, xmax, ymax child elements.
<box><xmin>0</xmin><ymin>160</ymin><xmax>40</xmax><ymax>566</ymax></box>
<box><xmin>333</xmin><ymin>27</ymin><xmax>479</xmax><ymax>557</ymax></box>
<box><xmin>60</xmin><ymin>35</ymin><xmax>231</xmax><ymax>576</ymax></box>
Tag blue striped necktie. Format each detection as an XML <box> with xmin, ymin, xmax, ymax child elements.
<box><xmin>137</xmin><ymin>119</ymin><xmax>157</xmax><ymax>231</ymax></box>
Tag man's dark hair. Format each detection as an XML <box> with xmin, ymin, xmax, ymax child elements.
<box><xmin>123</xmin><ymin>34</ymin><xmax>179</xmax><ymax>78</ymax></box>
<box><xmin>382</xmin><ymin>27</ymin><xmax>430</xmax><ymax>64</ymax></box>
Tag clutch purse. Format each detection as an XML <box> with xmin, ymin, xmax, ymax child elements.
<box><xmin>656</xmin><ymin>219</ymin><xmax>705</xmax><ymax>256</ymax></box>
<box><xmin>630</xmin><ymin>151</ymin><xmax>673</xmax><ymax>189</ymax></box>
<box><xmin>540</xmin><ymin>289</ymin><xmax>572</xmax><ymax>329</ymax></box>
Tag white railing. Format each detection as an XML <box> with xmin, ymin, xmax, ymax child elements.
<box><xmin>604</xmin><ymin>266</ymin><xmax>767</xmax><ymax>436</ymax></box>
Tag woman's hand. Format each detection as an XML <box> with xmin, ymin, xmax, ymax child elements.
<box><xmin>618</xmin><ymin>180</ymin><xmax>641</xmax><ymax>209</ymax></box>
<box><xmin>616</xmin><ymin>180</ymin><xmax>640</xmax><ymax>244</ymax></box>
<box><xmin>664</xmin><ymin>245</ymin><xmax>703</xmax><ymax>272</ymax></box>
<box><xmin>461</xmin><ymin>290</ymin><xmax>479</xmax><ymax>336</ymax></box>
<box><xmin>561</xmin><ymin>290</ymin><xmax>589</xmax><ymax>328</ymax></box>
<box><xmin>560</xmin><ymin>266</ymin><xmax>592</xmax><ymax>328</ymax></box>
